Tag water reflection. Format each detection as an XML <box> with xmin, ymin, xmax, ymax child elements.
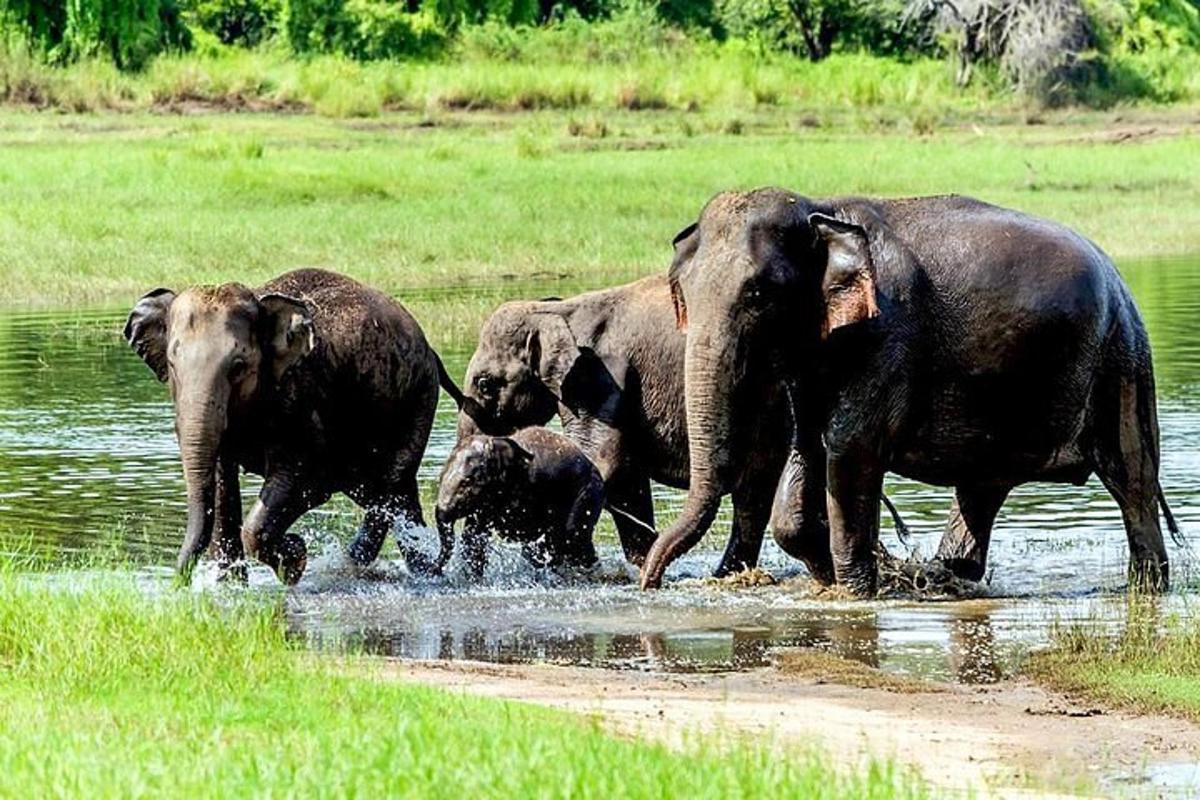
<box><xmin>1</xmin><ymin>256</ymin><xmax>1199</xmax><ymax>681</ymax></box>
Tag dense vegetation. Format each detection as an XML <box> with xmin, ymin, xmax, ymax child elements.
<box><xmin>1</xmin><ymin>0</ymin><xmax>1198</xmax><ymax>106</ymax></box>
<box><xmin>0</xmin><ymin>563</ymin><xmax>926</xmax><ymax>798</ymax></box>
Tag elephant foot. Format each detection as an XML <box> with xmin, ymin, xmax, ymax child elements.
<box><xmin>1129</xmin><ymin>558</ymin><xmax>1169</xmax><ymax>594</ymax></box>
<box><xmin>346</xmin><ymin>532</ymin><xmax>384</xmax><ymax>567</ymax></box>
<box><xmin>833</xmin><ymin>559</ymin><xmax>878</xmax><ymax>599</ymax></box>
<box><xmin>277</xmin><ymin>534</ymin><xmax>308</xmax><ymax>586</ymax></box>
<box><xmin>216</xmin><ymin>561</ymin><xmax>249</xmax><ymax>584</ymax></box>
<box><xmin>938</xmin><ymin>557</ymin><xmax>986</xmax><ymax>583</ymax></box>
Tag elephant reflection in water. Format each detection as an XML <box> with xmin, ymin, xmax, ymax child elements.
<box><xmin>949</xmin><ymin>611</ymin><xmax>1002</xmax><ymax>684</ymax></box>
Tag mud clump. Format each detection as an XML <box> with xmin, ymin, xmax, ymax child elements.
<box><xmin>772</xmin><ymin>648</ymin><xmax>939</xmax><ymax>693</ymax></box>
<box><xmin>688</xmin><ymin>567</ymin><xmax>778</xmax><ymax>589</ymax></box>
<box><xmin>875</xmin><ymin>543</ymin><xmax>989</xmax><ymax>600</ymax></box>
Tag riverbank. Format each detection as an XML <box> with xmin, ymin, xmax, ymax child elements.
<box><xmin>0</xmin><ymin>570</ymin><xmax>926</xmax><ymax>798</ymax></box>
<box><xmin>0</xmin><ymin>107</ymin><xmax>1196</xmax><ymax>311</ymax></box>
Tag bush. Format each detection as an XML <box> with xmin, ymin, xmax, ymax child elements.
<box><xmin>186</xmin><ymin>0</ymin><xmax>283</xmax><ymax>46</ymax></box>
<box><xmin>283</xmin><ymin>0</ymin><xmax>447</xmax><ymax>58</ymax></box>
<box><xmin>1</xmin><ymin>0</ymin><xmax>191</xmax><ymax>69</ymax></box>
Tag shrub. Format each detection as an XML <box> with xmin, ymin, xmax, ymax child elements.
<box><xmin>1</xmin><ymin>0</ymin><xmax>191</xmax><ymax>69</ymax></box>
<box><xmin>186</xmin><ymin>0</ymin><xmax>283</xmax><ymax>46</ymax></box>
<box><xmin>283</xmin><ymin>0</ymin><xmax>447</xmax><ymax>58</ymax></box>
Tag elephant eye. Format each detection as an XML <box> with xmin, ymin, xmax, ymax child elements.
<box><xmin>475</xmin><ymin>374</ymin><xmax>500</xmax><ymax>397</ymax></box>
<box><xmin>229</xmin><ymin>357</ymin><xmax>249</xmax><ymax>380</ymax></box>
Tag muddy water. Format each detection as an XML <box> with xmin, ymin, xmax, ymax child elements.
<box><xmin>2</xmin><ymin>257</ymin><xmax>1199</xmax><ymax>684</ymax></box>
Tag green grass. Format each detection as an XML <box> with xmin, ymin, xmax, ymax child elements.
<box><xmin>0</xmin><ymin>566</ymin><xmax>926</xmax><ymax>798</ymax></box>
<box><xmin>0</xmin><ymin>109</ymin><xmax>1196</xmax><ymax>312</ymax></box>
<box><xmin>1028</xmin><ymin>596</ymin><xmax>1200</xmax><ymax>720</ymax></box>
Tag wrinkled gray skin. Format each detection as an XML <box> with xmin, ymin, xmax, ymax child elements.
<box><xmin>643</xmin><ymin>189</ymin><xmax>1180</xmax><ymax>595</ymax></box>
<box><xmin>435</xmin><ymin>427</ymin><xmax>605</xmax><ymax>578</ymax></box>
<box><xmin>455</xmin><ymin>276</ymin><xmax>804</xmax><ymax>579</ymax></box>
<box><xmin>125</xmin><ymin>268</ymin><xmax>461</xmax><ymax>584</ymax></box>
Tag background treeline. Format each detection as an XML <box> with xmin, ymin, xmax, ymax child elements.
<box><xmin>1</xmin><ymin>0</ymin><xmax>1198</xmax><ymax>103</ymax></box>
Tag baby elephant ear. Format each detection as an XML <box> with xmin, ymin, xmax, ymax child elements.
<box><xmin>809</xmin><ymin>212</ymin><xmax>880</xmax><ymax>337</ymax></box>
<box><xmin>500</xmin><ymin>437</ymin><xmax>536</xmax><ymax>467</ymax></box>
<box><xmin>124</xmin><ymin>288</ymin><xmax>177</xmax><ymax>382</ymax></box>
<box><xmin>260</xmin><ymin>293</ymin><xmax>315</xmax><ymax>380</ymax></box>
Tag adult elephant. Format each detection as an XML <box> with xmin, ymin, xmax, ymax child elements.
<box><xmin>641</xmin><ymin>189</ymin><xmax>1181</xmax><ymax>595</ymax></box>
<box><xmin>125</xmin><ymin>268</ymin><xmax>463</xmax><ymax>584</ymax></box>
<box><xmin>455</xmin><ymin>276</ymin><xmax>798</xmax><ymax>578</ymax></box>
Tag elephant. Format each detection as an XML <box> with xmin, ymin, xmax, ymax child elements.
<box><xmin>435</xmin><ymin>426</ymin><xmax>605</xmax><ymax>578</ymax></box>
<box><xmin>124</xmin><ymin>268</ymin><xmax>463</xmax><ymax>584</ymax></box>
<box><xmin>455</xmin><ymin>276</ymin><xmax>799</xmax><ymax>579</ymax></box>
<box><xmin>641</xmin><ymin>189</ymin><xmax>1181</xmax><ymax>595</ymax></box>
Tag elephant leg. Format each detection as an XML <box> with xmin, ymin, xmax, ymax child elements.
<box><xmin>606</xmin><ymin>469</ymin><xmax>657</xmax><ymax>566</ymax></box>
<box><xmin>714</xmin><ymin>480</ymin><xmax>772</xmax><ymax>578</ymax></box>
<box><xmin>347</xmin><ymin>472</ymin><xmax>426</xmax><ymax>567</ymax></box>
<box><xmin>935</xmin><ymin>484</ymin><xmax>1011</xmax><ymax>582</ymax></box>
<box><xmin>241</xmin><ymin>474</ymin><xmax>329</xmax><ymax>586</ymax></box>
<box><xmin>556</xmin><ymin>472</ymin><xmax>604</xmax><ymax>569</ymax></box>
<box><xmin>462</xmin><ymin>516</ymin><xmax>490</xmax><ymax>580</ymax></box>
<box><xmin>770</xmin><ymin>444</ymin><xmax>834</xmax><ymax>585</ymax></box>
<box><xmin>1091</xmin><ymin>378</ymin><xmax>1169</xmax><ymax>591</ymax></box>
<box><xmin>826</xmin><ymin>448</ymin><xmax>884</xmax><ymax>598</ymax></box>
<box><xmin>212</xmin><ymin>456</ymin><xmax>245</xmax><ymax>579</ymax></box>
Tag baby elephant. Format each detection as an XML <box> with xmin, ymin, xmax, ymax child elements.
<box><xmin>435</xmin><ymin>427</ymin><xmax>604</xmax><ymax>578</ymax></box>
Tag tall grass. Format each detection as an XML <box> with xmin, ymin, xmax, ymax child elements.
<box><xmin>0</xmin><ymin>38</ymin><xmax>1012</xmax><ymax>115</ymax></box>
<box><xmin>1029</xmin><ymin>595</ymin><xmax>1200</xmax><ymax>720</ymax></box>
<box><xmin>0</xmin><ymin>565</ymin><xmax>927</xmax><ymax>798</ymax></box>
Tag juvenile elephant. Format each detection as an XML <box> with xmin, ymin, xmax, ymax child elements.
<box><xmin>641</xmin><ymin>189</ymin><xmax>1181</xmax><ymax>595</ymax></box>
<box><xmin>125</xmin><ymin>268</ymin><xmax>463</xmax><ymax>584</ymax></box>
<box><xmin>435</xmin><ymin>427</ymin><xmax>604</xmax><ymax>578</ymax></box>
<box><xmin>456</xmin><ymin>276</ymin><xmax>798</xmax><ymax>579</ymax></box>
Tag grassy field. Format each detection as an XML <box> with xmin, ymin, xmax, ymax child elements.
<box><xmin>1029</xmin><ymin>598</ymin><xmax>1200</xmax><ymax>721</ymax></box>
<box><xmin>0</xmin><ymin>566</ymin><xmax>925</xmax><ymax>798</ymax></box>
<box><xmin>0</xmin><ymin>107</ymin><xmax>1197</xmax><ymax>313</ymax></box>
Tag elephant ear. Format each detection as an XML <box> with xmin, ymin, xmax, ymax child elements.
<box><xmin>260</xmin><ymin>293</ymin><xmax>316</xmax><ymax>380</ymax></box>
<box><xmin>496</xmin><ymin>437</ymin><xmax>536</xmax><ymax>471</ymax></box>
<box><xmin>525</xmin><ymin>313</ymin><xmax>580</xmax><ymax>396</ymax></box>
<box><xmin>668</xmin><ymin>222</ymin><xmax>699</xmax><ymax>331</ymax></box>
<box><xmin>809</xmin><ymin>212</ymin><xmax>880</xmax><ymax>337</ymax></box>
<box><xmin>124</xmin><ymin>288</ymin><xmax>177</xmax><ymax>382</ymax></box>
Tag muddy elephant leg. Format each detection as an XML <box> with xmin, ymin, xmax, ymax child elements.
<box><xmin>1092</xmin><ymin>377</ymin><xmax>1169</xmax><ymax>591</ymax></box>
<box><xmin>770</xmin><ymin>444</ymin><xmax>834</xmax><ymax>584</ymax></box>
<box><xmin>714</xmin><ymin>480</ymin><xmax>772</xmax><ymax>577</ymax></box>
<box><xmin>826</xmin><ymin>448</ymin><xmax>884</xmax><ymax>598</ymax></box>
<box><xmin>935</xmin><ymin>484</ymin><xmax>1011</xmax><ymax>582</ymax></box>
<box><xmin>241</xmin><ymin>474</ymin><xmax>329</xmax><ymax>585</ymax></box>
<box><xmin>212</xmin><ymin>456</ymin><xmax>245</xmax><ymax>580</ymax></box>
<box><xmin>605</xmin><ymin>469</ymin><xmax>657</xmax><ymax>566</ymax></box>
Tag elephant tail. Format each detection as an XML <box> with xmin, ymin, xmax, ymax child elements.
<box><xmin>881</xmin><ymin>493</ymin><xmax>912</xmax><ymax>547</ymax></box>
<box><xmin>1158</xmin><ymin>485</ymin><xmax>1186</xmax><ymax>548</ymax></box>
<box><xmin>433</xmin><ymin>351</ymin><xmax>466</xmax><ymax>409</ymax></box>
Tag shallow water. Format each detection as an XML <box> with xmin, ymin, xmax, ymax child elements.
<box><xmin>2</xmin><ymin>257</ymin><xmax>1199</xmax><ymax>685</ymax></box>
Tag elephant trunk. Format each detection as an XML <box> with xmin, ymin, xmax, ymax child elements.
<box><xmin>174</xmin><ymin>394</ymin><xmax>228</xmax><ymax>583</ymax></box>
<box><xmin>640</xmin><ymin>332</ymin><xmax>734</xmax><ymax>589</ymax></box>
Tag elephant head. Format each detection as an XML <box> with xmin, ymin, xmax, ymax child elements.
<box><xmin>434</xmin><ymin>434</ymin><xmax>535</xmax><ymax>570</ymax></box>
<box><xmin>640</xmin><ymin>188</ymin><xmax>879</xmax><ymax>589</ymax></box>
<box><xmin>124</xmin><ymin>283</ymin><xmax>315</xmax><ymax>580</ymax></box>
<box><xmin>457</xmin><ymin>302</ymin><xmax>582</xmax><ymax>438</ymax></box>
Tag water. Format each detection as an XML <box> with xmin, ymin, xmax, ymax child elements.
<box><xmin>1</xmin><ymin>257</ymin><xmax>1199</xmax><ymax>685</ymax></box>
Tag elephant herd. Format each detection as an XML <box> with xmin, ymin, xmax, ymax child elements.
<box><xmin>126</xmin><ymin>188</ymin><xmax>1181</xmax><ymax>597</ymax></box>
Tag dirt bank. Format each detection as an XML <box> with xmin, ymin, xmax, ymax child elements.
<box><xmin>375</xmin><ymin>656</ymin><xmax>1200</xmax><ymax>798</ymax></box>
